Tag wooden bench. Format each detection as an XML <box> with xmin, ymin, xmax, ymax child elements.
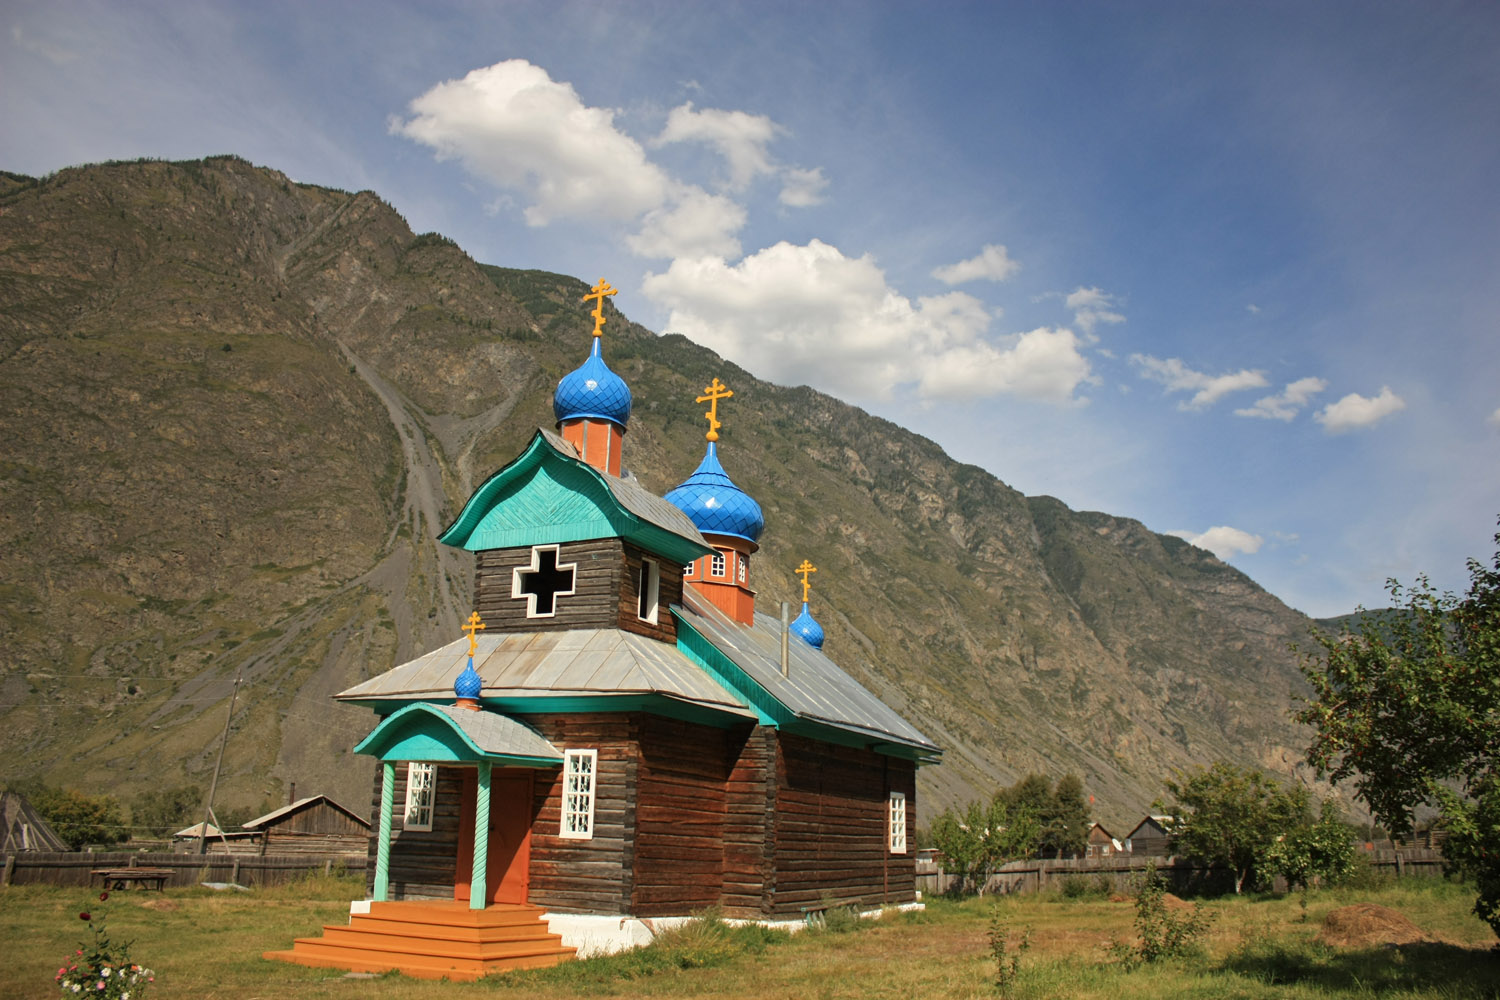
<box><xmin>92</xmin><ymin>867</ymin><xmax>174</xmax><ymax>891</ymax></box>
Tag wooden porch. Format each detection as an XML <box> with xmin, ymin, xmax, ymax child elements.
<box><xmin>263</xmin><ymin>899</ymin><xmax>575</xmax><ymax>981</ymax></box>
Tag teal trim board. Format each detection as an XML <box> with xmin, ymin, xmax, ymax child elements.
<box><xmin>674</xmin><ymin>618</ymin><xmax>790</xmax><ymax>728</ymax></box>
<box><xmin>353</xmin><ymin>703</ymin><xmax>561</xmax><ymax>766</ymax></box>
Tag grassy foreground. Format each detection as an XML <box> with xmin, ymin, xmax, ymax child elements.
<box><xmin>4</xmin><ymin>874</ymin><xmax>1497</xmax><ymax>999</ymax></box>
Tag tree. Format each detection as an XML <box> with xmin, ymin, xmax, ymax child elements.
<box><xmin>131</xmin><ymin>784</ymin><xmax>201</xmax><ymax>838</ymax></box>
<box><xmin>32</xmin><ymin>787</ymin><xmax>127</xmax><ymax>850</ymax></box>
<box><xmin>1040</xmin><ymin>774</ymin><xmax>1091</xmax><ymax>859</ymax></box>
<box><xmin>1296</xmin><ymin>526</ymin><xmax>1500</xmax><ymax>935</ymax></box>
<box><xmin>930</xmin><ymin>797</ymin><xmax>1041</xmax><ymax>895</ymax></box>
<box><xmin>1165</xmin><ymin>761</ymin><xmax>1309</xmax><ymax>893</ymax></box>
<box><xmin>1263</xmin><ymin>799</ymin><xmax>1358</xmax><ymax>892</ymax></box>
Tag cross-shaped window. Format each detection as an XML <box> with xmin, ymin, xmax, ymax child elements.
<box><xmin>511</xmin><ymin>545</ymin><xmax>577</xmax><ymax>617</ymax></box>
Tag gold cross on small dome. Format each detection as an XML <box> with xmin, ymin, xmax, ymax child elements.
<box><xmin>583</xmin><ymin>278</ymin><xmax>617</xmax><ymax>339</ymax></box>
<box><xmin>697</xmin><ymin>377</ymin><xmax>734</xmax><ymax>442</ymax></box>
<box><xmin>795</xmin><ymin>559</ymin><xmax>817</xmax><ymax>602</ymax></box>
<box><xmin>462</xmin><ymin>611</ymin><xmax>486</xmax><ymax>657</ymax></box>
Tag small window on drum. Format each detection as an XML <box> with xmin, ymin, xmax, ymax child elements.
<box><xmin>637</xmin><ymin>559</ymin><xmax>660</xmax><ymax>623</ymax></box>
<box><xmin>710</xmin><ymin>551</ymin><xmax>726</xmax><ymax>577</ymax></box>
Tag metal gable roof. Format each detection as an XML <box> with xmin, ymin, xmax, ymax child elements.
<box><xmin>335</xmin><ymin>629</ymin><xmax>754</xmax><ymax>719</ymax></box>
<box><xmin>673</xmin><ymin>589</ymin><xmax>940</xmax><ymax>757</ymax></box>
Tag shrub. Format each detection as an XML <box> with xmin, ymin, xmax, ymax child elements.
<box><xmin>1117</xmin><ymin>862</ymin><xmax>1214</xmax><ymax>965</ymax></box>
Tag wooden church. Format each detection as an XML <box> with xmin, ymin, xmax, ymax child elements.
<box><xmin>268</xmin><ymin>281</ymin><xmax>940</xmax><ymax>978</ymax></box>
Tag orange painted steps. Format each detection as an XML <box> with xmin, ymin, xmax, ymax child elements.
<box><xmin>264</xmin><ymin>900</ymin><xmax>576</xmax><ymax>981</ymax></box>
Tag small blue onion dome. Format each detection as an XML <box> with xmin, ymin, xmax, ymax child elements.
<box><xmin>791</xmin><ymin>602</ymin><xmax>825</xmax><ymax>649</ymax></box>
<box><xmin>554</xmin><ymin>338</ymin><xmax>632</xmax><ymax>428</ymax></box>
<box><xmin>454</xmin><ymin>657</ymin><xmax>482</xmax><ymax>700</ymax></box>
<box><xmin>664</xmin><ymin>443</ymin><xmax>764</xmax><ymax>543</ymax></box>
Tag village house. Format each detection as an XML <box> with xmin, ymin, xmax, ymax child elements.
<box><xmin>1123</xmin><ymin>815</ymin><xmax>1174</xmax><ymax>857</ymax></box>
<box><xmin>267</xmin><ymin>281</ymin><xmax>941</xmax><ymax>979</ymax></box>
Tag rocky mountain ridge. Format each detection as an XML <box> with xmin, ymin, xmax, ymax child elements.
<box><xmin>0</xmin><ymin>157</ymin><xmax>1325</xmax><ymax>827</ymax></box>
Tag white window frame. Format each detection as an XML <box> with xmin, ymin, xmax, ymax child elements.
<box><xmin>710</xmin><ymin>551</ymin><xmax>726</xmax><ymax>577</ymax></box>
<box><xmin>637</xmin><ymin>559</ymin><xmax>660</xmax><ymax>624</ymax></box>
<box><xmin>888</xmin><ymin>791</ymin><xmax>907</xmax><ymax>854</ymax></box>
<box><xmin>737</xmin><ymin>554</ymin><xmax>748</xmax><ymax>584</ymax></box>
<box><xmin>560</xmin><ymin>749</ymin><xmax>597</xmax><ymax>840</ymax></box>
<box><xmin>403</xmin><ymin>762</ymin><xmax>436</xmax><ymax>831</ymax></box>
<box><xmin>511</xmin><ymin>544</ymin><xmax>577</xmax><ymax>618</ymax></box>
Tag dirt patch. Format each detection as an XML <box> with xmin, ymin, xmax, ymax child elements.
<box><xmin>1160</xmin><ymin>893</ymin><xmax>1196</xmax><ymax>912</ymax></box>
<box><xmin>139</xmin><ymin>898</ymin><xmax>179</xmax><ymax>912</ymax></box>
<box><xmin>1316</xmin><ymin>903</ymin><xmax>1428</xmax><ymax>947</ymax></box>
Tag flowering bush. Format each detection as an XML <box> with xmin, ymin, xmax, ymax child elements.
<box><xmin>55</xmin><ymin>893</ymin><xmax>154</xmax><ymax>999</ymax></box>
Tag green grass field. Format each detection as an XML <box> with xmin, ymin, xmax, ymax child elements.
<box><xmin>5</xmin><ymin>874</ymin><xmax>1497</xmax><ymax>999</ymax></box>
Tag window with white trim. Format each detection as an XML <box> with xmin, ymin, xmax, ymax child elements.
<box><xmin>512</xmin><ymin>544</ymin><xmax>577</xmax><ymax>617</ymax></box>
<box><xmin>403</xmin><ymin>762</ymin><xmax>436</xmax><ymax>831</ymax></box>
<box><xmin>710</xmin><ymin>551</ymin><xmax>726</xmax><ymax>577</ymax></box>
<box><xmin>561</xmin><ymin>749</ymin><xmax>597</xmax><ymax>839</ymax></box>
<box><xmin>737</xmin><ymin>554</ymin><xmax>748</xmax><ymax>584</ymax></box>
<box><xmin>637</xmin><ymin>559</ymin><xmax>660</xmax><ymax>623</ymax></box>
<box><xmin>888</xmin><ymin>791</ymin><xmax>907</xmax><ymax>853</ymax></box>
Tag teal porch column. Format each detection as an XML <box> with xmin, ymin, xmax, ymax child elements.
<box><xmin>470</xmin><ymin>760</ymin><xmax>491</xmax><ymax>910</ymax></box>
<box><xmin>373</xmin><ymin>761</ymin><xmax>395</xmax><ymax>901</ymax></box>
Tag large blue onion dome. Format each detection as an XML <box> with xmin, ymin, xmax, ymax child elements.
<box><xmin>664</xmin><ymin>443</ymin><xmax>764</xmax><ymax>543</ymax></box>
<box><xmin>454</xmin><ymin>656</ymin><xmax>483</xmax><ymax>700</ymax></box>
<box><xmin>791</xmin><ymin>602</ymin><xmax>825</xmax><ymax>649</ymax></box>
<box><xmin>554</xmin><ymin>338</ymin><xmax>632</xmax><ymax>428</ymax></box>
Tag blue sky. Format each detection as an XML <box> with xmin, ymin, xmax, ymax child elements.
<box><xmin>4</xmin><ymin>0</ymin><xmax>1497</xmax><ymax>618</ymax></box>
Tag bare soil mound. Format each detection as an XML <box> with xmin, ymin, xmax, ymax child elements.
<box><xmin>1316</xmin><ymin>903</ymin><xmax>1428</xmax><ymax>947</ymax></box>
<box><xmin>1161</xmin><ymin>893</ymin><xmax>1195</xmax><ymax>912</ymax></box>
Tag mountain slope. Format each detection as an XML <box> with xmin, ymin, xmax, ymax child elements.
<box><xmin>0</xmin><ymin>157</ymin><xmax>1322</xmax><ymax>826</ymax></box>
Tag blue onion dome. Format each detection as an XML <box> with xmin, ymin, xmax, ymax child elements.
<box><xmin>791</xmin><ymin>602</ymin><xmax>825</xmax><ymax>649</ymax></box>
<box><xmin>664</xmin><ymin>442</ymin><xmax>765</xmax><ymax>543</ymax></box>
<box><xmin>454</xmin><ymin>657</ymin><xmax>483</xmax><ymax>700</ymax></box>
<box><xmin>554</xmin><ymin>338</ymin><xmax>632</xmax><ymax>428</ymax></box>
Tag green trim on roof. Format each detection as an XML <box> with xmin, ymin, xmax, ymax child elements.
<box><xmin>438</xmin><ymin>431</ymin><xmax>710</xmax><ymax>565</ymax></box>
<box><xmin>362</xmin><ymin>693</ymin><xmax>750</xmax><ymax>730</ymax></box>
<box><xmin>674</xmin><ymin>616</ymin><xmax>789</xmax><ymax>728</ymax></box>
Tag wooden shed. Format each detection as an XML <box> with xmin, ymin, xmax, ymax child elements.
<box><xmin>242</xmin><ymin>796</ymin><xmax>371</xmax><ymax>856</ymax></box>
<box><xmin>0</xmin><ymin>790</ymin><xmax>68</xmax><ymax>852</ymax></box>
<box><xmin>1124</xmin><ymin>815</ymin><xmax>1174</xmax><ymax>856</ymax></box>
<box><xmin>268</xmin><ymin>295</ymin><xmax>940</xmax><ymax>979</ymax></box>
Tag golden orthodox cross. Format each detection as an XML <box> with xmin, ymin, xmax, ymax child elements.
<box><xmin>583</xmin><ymin>279</ymin><xmax>617</xmax><ymax>339</ymax></box>
<box><xmin>795</xmin><ymin>559</ymin><xmax>817</xmax><ymax>603</ymax></box>
<box><xmin>696</xmin><ymin>377</ymin><xmax>734</xmax><ymax>442</ymax></box>
<box><xmin>463</xmin><ymin>611</ymin><xmax>486</xmax><ymax>658</ymax></box>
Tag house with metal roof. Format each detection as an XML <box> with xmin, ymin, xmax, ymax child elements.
<box><xmin>267</xmin><ymin>281</ymin><xmax>940</xmax><ymax>979</ymax></box>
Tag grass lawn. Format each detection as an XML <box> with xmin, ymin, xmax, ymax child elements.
<box><xmin>5</xmin><ymin>874</ymin><xmax>1497</xmax><ymax>999</ymax></box>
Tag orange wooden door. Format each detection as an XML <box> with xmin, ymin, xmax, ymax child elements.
<box><xmin>455</xmin><ymin>769</ymin><xmax>533</xmax><ymax>905</ymax></box>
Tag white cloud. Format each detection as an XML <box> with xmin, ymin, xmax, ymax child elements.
<box><xmin>1246</xmin><ymin>303</ymin><xmax>1261</xmax><ymax>315</ymax></box>
<box><xmin>1487</xmin><ymin>407</ymin><xmax>1500</xmax><ymax>427</ymax></box>
<box><xmin>1315</xmin><ymin>386</ymin><xmax>1407</xmax><ymax>433</ymax></box>
<box><xmin>654</xmin><ymin>102</ymin><xmax>781</xmax><ymax>190</ymax></box>
<box><xmin>1168</xmin><ymin>526</ymin><xmax>1264</xmax><ymax>561</ymax></box>
<box><xmin>1234</xmin><ymin>376</ymin><xmax>1328</xmax><ymax>421</ymax></box>
<box><xmin>626</xmin><ymin>185</ymin><xmax>746</xmax><ymax>260</ymax></box>
<box><xmin>641</xmin><ymin>240</ymin><xmax>1093</xmax><ymax>404</ymax></box>
<box><xmin>12</xmin><ymin>24</ymin><xmax>77</xmax><ymax>64</ymax></box>
<box><xmin>1130</xmin><ymin>355</ymin><xmax>1269</xmax><ymax>410</ymax></box>
<box><xmin>392</xmin><ymin>59</ymin><xmax>670</xmax><ymax>226</ymax></box>
<box><xmin>932</xmin><ymin>244</ymin><xmax>1020</xmax><ymax>285</ymax></box>
<box><xmin>1065</xmin><ymin>286</ymin><xmax>1125</xmax><ymax>337</ymax></box>
<box><xmin>778</xmin><ymin>167</ymin><xmax>828</xmax><ymax>206</ymax></box>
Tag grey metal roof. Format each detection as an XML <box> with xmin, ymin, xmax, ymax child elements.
<box><xmin>537</xmin><ymin>429</ymin><xmax>712</xmax><ymax>549</ymax></box>
<box><xmin>428</xmin><ymin>704</ymin><xmax>563</xmax><ymax>762</ymax></box>
<box><xmin>336</xmin><ymin>629</ymin><xmax>754</xmax><ymax>718</ymax></box>
<box><xmin>242</xmin><ymin>795</ymin><xmax>368</xmax><ymax>830</ymax></box>
<box><xmin>674</xmin><ymin>589</ymin><xmax>941</xmax><ymax>755</ymax></box>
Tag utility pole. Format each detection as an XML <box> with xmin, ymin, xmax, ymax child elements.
<box><xmin>197</xmin><ymin>671</ymin><xmax>243</xmax><ymax>855</ymax></box>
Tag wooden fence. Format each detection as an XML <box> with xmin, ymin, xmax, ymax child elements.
<box><xmin>915</xmin><ymin>848</ymin><xmax>1447</xmax><ymax>897</ymax></box>
<box><xmin>1</xmin><ymin>851</ymin><xmax>366</xmax><ymax>889</ymax></box>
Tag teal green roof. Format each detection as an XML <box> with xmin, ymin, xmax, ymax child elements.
<box><xmin>353</xmin><ymin>703</ymin><xmax>563</xmax><ymax>766</ymax></box>
<box><xmin>438</xmin><ymin>429</ymin><xmax>713</xmax><ymax>566</ymax></box>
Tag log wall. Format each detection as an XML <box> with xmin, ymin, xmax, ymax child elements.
<box><xmin>523</xmin><ymin>714</ymin><xmax>637</xmax><ymax>914</ymax></box>
<box><xmin>770</xmin><ymin>734</ymin><xmax>916</xmax><ymax>915</ymax></box>
<box><xmin>630</xmin><ymin>716</ymin><xmax>733</xmax><ymax>916</ymax></box>
<box><xmin>474</xmin><ymin>539</ymin><xmax>625</xmax><ymax>633</ymax></box>
<box><xmin>366</xmin><ymin>763</ymin><xmax>468</xmax><ymax>901</ymax></box>
<box><xmin>722</xmin><ymin>724</ymin><xmax>776</xmax><ymax>917</ymax></box>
